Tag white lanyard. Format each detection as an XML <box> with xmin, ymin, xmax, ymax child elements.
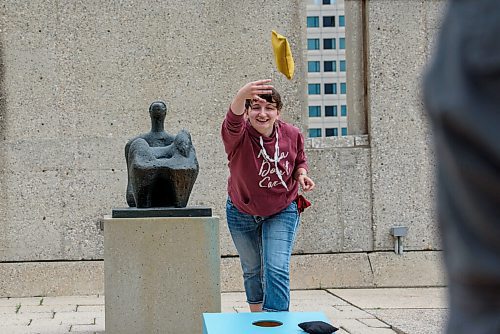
<box><xmin>259</xmin><ymin>129</ymin><xmax>288</xmax><ymax>190</ymax></box>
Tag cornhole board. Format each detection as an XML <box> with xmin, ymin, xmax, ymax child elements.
<box><xmin>203</xmin><ymin>312</ymin><xmax>330</xmax><ymax>334</ymax></box>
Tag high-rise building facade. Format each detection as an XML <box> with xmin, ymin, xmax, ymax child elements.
<box><xmin>306</xmin><ymin>0</ymin><xmax>347</xmax><ymax>138</ymax></box>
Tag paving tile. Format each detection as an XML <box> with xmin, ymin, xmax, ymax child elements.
<box><xmin>328</xmin><ymin>287</ymin><xmax>447</xmax><ymax>309</ymax></box>
<box><xmin>221</xmin><ymin>301</ymin><xmax>248</xmax><ymax>312</ymax></box>
<box><xmin>290</xmin><ymin>298</ymin><xmax>349</xmax><ymax>310</ymax></box>
<box><xmin>0</xmin><ymin>289</ymin><xmax>448</xmax><ymax>333</ymax></box>
<box><xmin>291</xmin><ymin>289</ymin><xmax>342</xmax><ymax>300</ymax></box>
<box><xmin>94</xmin><ymin>316</ymin><xmax>105</xmax><ymax>325</ymax></box>
<box><xmin>337</xmin><ymin>319</ymin><xmax>397</xmax><ymax>334</ymax></box>
<box><xmin>70</xmin><ymin>323</ymin><xmax>105</xmax><ymax>332</ymax></box>
<box><xmin>0</xmin><ymin>316</ymin><xmax>32</xmax><ymax>326</ymax></box>
<box><xmin>20</xmin><ymin>304</ymin><xmax>76</xmax><ymax>313</ymax></box>
<box><xmin>77</xmin><ymin>305</ymin><xmax>104</xmax><ymax>313</ymax></box>
<box><xmin>0</xmin><ymin>297</ymin><xmax>43</xmax><ymax>307</ymax></box>
<box><xmin>52</xmin><ymin>312</ymin><xmax>96</xmax><ymax>325</ymax></box>
<box><xmin>0</xmin><ymin>305</ymin><xmax>17</xmax><ymax>314</ymax></box>
<box><xmin>324</xmin><ymin>305</ymin><xmax>376</xmax><ymax>320</ymax></box>
<box><xmin>234</xmin><ymin>306</ymin><xmax>247</xmax><ymax>313</ymax></box>
<box><xmin>29</xmin><ymin>318</ymin><xmax>72</xmax><ymax>326</ymax></box>
<box><xmin>292</xmin><ymin>290</ymin><xmax>349</xmax><ymax>306</ymax></box>
<box><xmin>0</xmin><ymin>326</ymin><xmax>34</xmax><ymax>334</ymax></box>
<box><xmin>42</xmin><ymin>296</ymin><xmax>104</xmax><ymax>306</ymax></box>
<box><xmin>359</xmin><ymin>318</ymin><xmax>391</xmax><ymax>328</ymax></box>
<box><xmin>290</xmin><ymin>302</ymin><xmax>335</xmax><ymax>313</ymax></box>
<box><xmin>221</xmin><ymin>306</ymin><xmax>238</xmax><ymax>313</ymax></box>
<box><xmin>221</xmin><ymin>295</ymin><xmax>241</xmax><ymax>302</ymax></box>
<box><xmin>25</xmin><ymin>323</ymin><xmax>72</xmax><ymax>333</ymax></box>
<box><xmin>368</xmin><ymin>308</ymin><xmax>448</xmax><ymax>334</ymax></box>
<box><xmin>221</xmin><ymin>292</ymin><xmax>247</xmax><ymax>302</ymax></box>
<box><xmin>335</xmin><ymin>330</ymin><xmax>350</xmax><ymax>334</ymax></box>
<box><xmin>2</xmin><ymin>313</ymin><xmax>54</xmax><ymax>322</ymax></box>
<box><xmin>221</xmin><ymin>300</ymin><xmax>235</xmax><ymax>308</ymax></box>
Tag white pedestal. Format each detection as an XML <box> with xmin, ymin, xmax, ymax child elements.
<box><xmin>104</xmin><ymin>215</ymin><xmax>220</xmax><ymax>334</ymax></box>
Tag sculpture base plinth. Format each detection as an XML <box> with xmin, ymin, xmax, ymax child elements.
<box><xmin>112</xmin><ymin>206</ymin><xmax>212</xmax><ymax>218</ymax></box>
<box><xmin>104</xmin><ymin>215</ymin><xmax>220</xmax><ymax>334</ymax></box>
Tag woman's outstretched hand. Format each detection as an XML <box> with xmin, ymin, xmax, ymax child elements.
<box><xmin>231</xmin><ymin>79</ymin><xmax>274</xmax><ymax>115</ymax></box>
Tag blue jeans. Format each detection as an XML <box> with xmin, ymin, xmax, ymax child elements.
<box><xmin>226</xmin><ymin>197</ymin><xmax>300</xmax><ymax>312</ymax></box>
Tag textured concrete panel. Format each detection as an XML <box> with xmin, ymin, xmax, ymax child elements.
<box><xmin>1</xmin><ymin>0</ymin><xmax>59</xmax><ymax>142</ymax></box>
<box><xmin>0</xmin><ymin>140</ymin><xmax>75</xmax><ymax>173</ymax></box>
<box><xmin>0</xmin><ymin>261</ymin><xmax>103</xmax><ymax>297</ymax></box>
<box><xmin>295</xmin><ymin>148</ymin><xmax>343</xmax><ymax>253</ymax></box>
<box><xmin>296</xmin><ymin>144</ymin><xmax>372</xmax><ymax>253</ymax></box>
<box><xmin>345</xmin><ymin>0</ymin><xmax>368</xmax><ymax>135</ymax></box>
<box><xmin>369</xmin><ymin>251</ymin><xmax>446</xmax><ymax>287</ymax></box>
<box><xmin>423</xmin><ymin>1</ymin><xmax>448</xmax><ymax>64</ymax></box>
<box><xmin>0</xmin><ymin>137</ymin><xmax>125</xmax><ymax>176</ymax></box>
<box><xmin>58</xmin><ymin>169</ymin><xmax>126</xmax><ymax>259</ymax></box>
<box><xmin>0</xmin><ymin>168</ymin><xmax>125</xmax><ymax>261</ymax></box>
<box><xmin>104</xmin><ymin>216</ymin><xmax>220</xmax><ymax>334</ymax></box>
<box><xmin>424</xmin><ymin>1</ymin><xmax>448</xmax><ymax>32</ymax></box>
<box><xmin>291</xmin><ymin>253</ymin><xmax>374</xmax><ymax>289</ymax></box>
<box><xmin>337</xmin><ymin>148</ymin><xmax>373</xmax><ymax>251</ymax></box>
<box><xmin>0</xmin><ymin>171</ymin><xmax>64</xmax><ymax>261</ymax></box>
<box><xmin>222</xmin><ymin>253</ymin><xmax>374</xmax><ymax>292</ymax></box>
<box><xmin>367</xmin><ymin>0</ymin><xmax>441</xmax><ymax>251</ymax></box>
<box><xmin>220</xmin><ymin>257</ymin><xmax>243</xmax><ymax>292</ymax></box>
<box><xmin>0</xmin><ymin>137</ymin><xmax>125</xmax><ymax>259</ymax></box>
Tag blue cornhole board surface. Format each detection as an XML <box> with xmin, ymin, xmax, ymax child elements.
<box><xmin>203</xmin><ymin>312</ymin><xmax>330</xmax><ymax>334</ymax></box>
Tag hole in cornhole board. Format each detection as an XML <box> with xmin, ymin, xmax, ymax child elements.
<box><xmin>252</xmin><ymin>320</ymin><xmax>283</xmax><ymax>327</ymax></box>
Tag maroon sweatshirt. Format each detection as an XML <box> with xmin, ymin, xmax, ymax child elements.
<box><xmin>221</xmin><ymin>108</ymin><xmax>308</xmax><ymax>216</ymax></box>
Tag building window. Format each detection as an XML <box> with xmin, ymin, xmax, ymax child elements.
<box><xmin>309</xmin><ymin>128</ymin><xmax>322</xmax><ymax>138</ymax></box>
<box><xmin>323</xmin><ymin>16</ymin><xmax>335</xmax><ymax>27</ymax></box>
<box><xmin>307</xmin><ymin>16</ymin><xmax>319</xmax><ymax>28</ymax></box>
<box><xmin>340</xmin><ymin>60</ymin><xmax>346</xmax><ymax>72</ymax></box>
<box><xmin>308</xmin><ymin>61</ymin><xmax>320</xmax><ymax>72</ymax></box>
<box><xmin>341</xmin><ymin>105</ymin><xmax>347</xmax><ymax>116</ymax></box>
<box><xmin>341</xmin><ymin>127</ymin><xmax>348</xmax><ymax>136</ymax></box>
<box><xmin>340</xmin><ymin>82</ymin><xmax>347</xmax><ymax>94</ymax></box>
<box><xmin>323</xmin><ymin>38</ymin><xmax>336</xmax><ymax>50</ymax></box>
<box><xmin>325</xmin><ymin>128</ymin><xmax>338</xmax><ymax>137</ymax></box>
<box><xmin>307</xmin><ymin>39</ymin><xmax>320</xmax><ymax>50</ymax></box>
<box><xmin>308</xmin><ymin>84</ymin><xmax>321</xmax><ymax>95</ymax></box>
<box><xmin>324</xmin><ymin>83</ymin><xmax>337</xmax><ymax>94</ymax></box>
<box><xmin>325</xmin><ymin>105</ymin><xmax>337</xmax><ymax>117</ymax></box>
<box><xmin>339</xmin><ymin>37</ymin><xmax>346</xmax><ymax>49</ymax></box>
<box><xmin>324</xmin><ymin>60</ymin><xmax>336</xmax><ymax>72</ymax></box>
<box><xmin>308</xmin><ymin>106</ymin><xmax>321</xmax><ymax>117</ymax></box>
<box><xmin>322</xmin><ymin>0</ymin><xmax>331</xmax><ymax>4</ymax></box>
<box><xmin>339</xmin><ymin>15</ymin><xmax>345</xmax><ymax>27</ymax></box>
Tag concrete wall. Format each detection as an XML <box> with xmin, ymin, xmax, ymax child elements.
<box><xmin>0</xmin><ymin>0</ymin><xmax>306</xmax><ymax>263</ymax></box>
<box><xmin>0</xmin><ymin>0</ymin><xmax>448</xmax><ymax>296</ymax></box>
<box><xmin>365</xmin><ymin>0</ymin><xmax>446</xmax><ymax>251</ymax></box>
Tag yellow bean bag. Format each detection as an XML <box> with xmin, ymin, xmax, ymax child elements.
<box><xmin>271</xmin><ymin>30</ymin><xmax>295</xmax><ymax>80</ymax></box>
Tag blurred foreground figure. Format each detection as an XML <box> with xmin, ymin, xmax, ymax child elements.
<box><xmin>424</xmin><ymin>0</ymin><xmax>500</xmax><ymax>333</ymax></box>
